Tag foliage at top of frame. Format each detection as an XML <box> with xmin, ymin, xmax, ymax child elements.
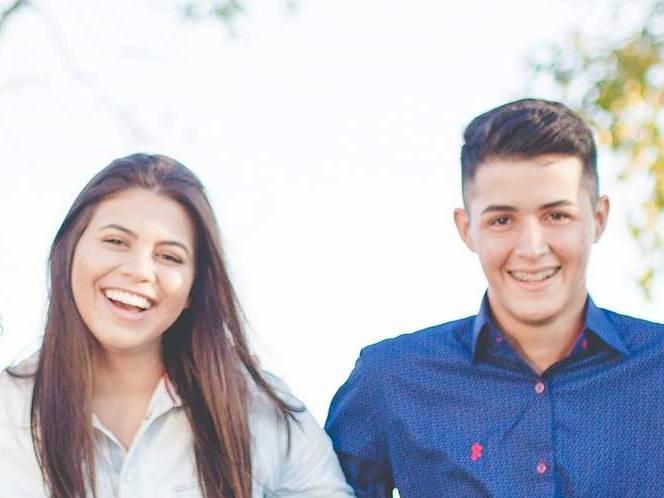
<box><xmin>531</xmin><ymin>0</ymin><xmax>664</xmax><ymax>298</ymax></box>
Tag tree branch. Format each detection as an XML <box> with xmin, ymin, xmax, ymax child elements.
<box><xmin>0</xmin><ymin>0</ymin><xmax>28</xmax><ymax>36</ymax></box>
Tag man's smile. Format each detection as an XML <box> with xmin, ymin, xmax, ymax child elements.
<box><xmin>507</xmin><ymin>266</ymin><xmax>561</xmax><ymax>283</ymax></box>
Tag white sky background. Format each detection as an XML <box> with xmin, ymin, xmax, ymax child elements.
<box><xmin>1</xmin><ymin>0</ymin><xmax>662</xmax><ymax>423</ymax></box>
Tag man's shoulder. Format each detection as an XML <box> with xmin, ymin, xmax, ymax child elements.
<box><xmin>599</xmin><ymin>306</ymin><xmax>664</xmax><ymax>329</ymax></box>
<box><xmin>357</xmin><ymin>315</ymin><xmax>476</xmax><ymax>368</ymax></box>
<box><xmin>330</xmin><ymin>315</ymin><xmax>477</xmax><ymax>416</ymax></box>
<box><xmin>598</xmin><ymin>306</ymin><xmax>664</xmax><ymax>350</ymax></box>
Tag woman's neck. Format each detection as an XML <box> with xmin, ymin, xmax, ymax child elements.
<box><xmin>91</xmin><ymin>346</ymin><xmax>165</xmax><ymax>450</ymax></box>
<box><xmin>92</xmin><ymin>346</ymin><xmax>164</xmax><ymax>398</ymax></box>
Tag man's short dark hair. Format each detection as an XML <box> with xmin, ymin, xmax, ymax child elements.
<box><xmin>461</xmin><ymin>98</ymin><xmax>598</xmax><ymax>204</ymax></box>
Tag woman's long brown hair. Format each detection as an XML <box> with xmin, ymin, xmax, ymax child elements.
<box><xmin>15</xmin><ymin>154</ymin><xmax>299</xmax><ymax>498</ymax></box>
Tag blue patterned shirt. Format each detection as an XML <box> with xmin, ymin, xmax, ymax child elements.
<box><xmin>326</xmin><ymin>295</ymin><xmax>664</xmax><ymax>497</ymax></box>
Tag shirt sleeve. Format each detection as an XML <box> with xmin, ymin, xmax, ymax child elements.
<box><xmin>325</xmin><ymin>350</ymin><xmax>395</xmax><ymax>498</ymax></box>
<box><xmin>253</xmin><ymin>371</ymin><xmax>355</xmax><ymax>497</ymax></box>
<box><xmin>271</xmin><ymin>407</ymin><xmax>357</xmax><ymax>497</ymax></box>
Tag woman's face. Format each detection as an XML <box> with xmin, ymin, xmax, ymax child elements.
<box><xmin>71</xmin><ymin>188</ymin><xmax>196</xmax><ymax>359</ymax></box>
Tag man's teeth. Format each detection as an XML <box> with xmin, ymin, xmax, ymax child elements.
<box><xmin>104</xmin><ymin>289</ymin><xmax>152</xmax><ymax>310</ymax></box>
<box><xmin>510</xmin><ymin>268</ymin><xmax>558</xmax><ymax>282</ymax></box>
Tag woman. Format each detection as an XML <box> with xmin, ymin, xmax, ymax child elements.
<box><xmin>0</xmin><ymin>154</ymin><xmax>354</xmax><ymax>498</ymax></box>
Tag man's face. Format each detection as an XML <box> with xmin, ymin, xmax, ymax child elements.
<box><xmin>454</xmin><ymin>155</ymin><xmax>609</xmax><ymax>330</ymax></box>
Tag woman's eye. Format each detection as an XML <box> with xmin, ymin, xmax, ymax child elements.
<box><xmin>103</xmin><ymin>237</ymin><xmax>125</xmax><ymax>246</ymax></box>
<box><xmin>160</xmin><ymin>253</ymin><xmax>183</xmax><ymax>264</ymax></box>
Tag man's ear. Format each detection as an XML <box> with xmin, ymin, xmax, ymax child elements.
<box><xmin>454</xmin><ymin>208</ymin><xmax>476</xmax><ymax>252</ymax></box>
<box><xmin>593</xmin><ymin>195</ymin><xmax>610</xmax><ymax>242</ymax></box>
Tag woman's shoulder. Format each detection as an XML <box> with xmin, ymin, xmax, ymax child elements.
<box><xmin>245</xmin><ymin>369</ymin><xmax>355</xmax><ymax>496</ymax></box>
<box><xmin>249</xmin><ymin>369</ymin><xmax>301</xmax><ymax>403</ymax></box>
<box><xmin>245</xmin><ymin>369</ymin><xmax>332</xmax><ymax>457</ymax></box>
<box><xmin>245</xmin><ymin>368</ymin><xmax>303</xmax><ymax>419</ymax></box>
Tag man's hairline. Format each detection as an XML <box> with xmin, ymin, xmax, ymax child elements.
<box><xmin>461</xmin><ymin>153</ymin><xmax>599</xmax><ymax>209</ymax></box>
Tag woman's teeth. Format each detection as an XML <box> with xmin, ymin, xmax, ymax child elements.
<box><xmin>103</xmin><ymin>289</ymin><xmax>152</xmax><ymax>311</ymax></box>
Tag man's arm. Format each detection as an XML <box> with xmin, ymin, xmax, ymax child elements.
<box><xmin>325</xmin><ymin>350</ymin><xmax>395</xmax><ymax>498</ymax></box>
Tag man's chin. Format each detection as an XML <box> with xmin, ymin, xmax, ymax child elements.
<box><xmin>505</xmin><ymin>303</ymin><xmax>560</xmax><ymax>327</ymax></box>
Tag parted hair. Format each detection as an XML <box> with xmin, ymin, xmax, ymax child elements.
<box><xmin>460</xmin><ymin>98</ymin><xmax>598</xmax><ymax>204</ymax></box>
<box><xmin>12</xmin><ymin>153</ymin><xmax>299</xmax><ymax>498</ymax></box>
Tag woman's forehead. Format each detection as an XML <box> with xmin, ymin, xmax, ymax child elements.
<box><xmin>89</xmin><ymin>189</ymin><xmax>195</xmax><ymax>246</ymax></box>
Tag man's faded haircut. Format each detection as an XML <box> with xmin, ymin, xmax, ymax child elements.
<box><xmin>460</xmin><ymin>98</ymin><xmax>598</xmax><ymax>205</ymax></box>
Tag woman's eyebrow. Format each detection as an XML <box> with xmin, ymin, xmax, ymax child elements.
<box><xmin>100</xmin><ymin>224</ymin><xmax>192</xmax><ymax>257</ymax></box>
<box><xmin>100</xmin><ymin>223</ymin><xmax>136</xmax><ymax>236</ymax></box>
<box><xmin>158</xmin><ymin>241</ymin><xmax>192</xmax><ymax>257</ymax></box>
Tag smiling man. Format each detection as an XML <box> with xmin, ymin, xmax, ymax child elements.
<box><xmin>326</xmin><ymin>99</ymin><xmax>664</xmax><ymax>497</ymax></box>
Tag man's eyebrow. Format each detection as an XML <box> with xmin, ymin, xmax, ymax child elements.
<box><xmin>100</xmin><ymin>224</ymin><xmax>192</xmax><ymax>257</ymax></box>
<box><xmin>480</xmin><ymin>205</ymin><xmax>517</xmax><ymax>215</ymax></box>
<box><xmin>480</xmin><ymin>200</ymin><xmax>577</xmax><ymax>216</ymax></box>
<box><xmin>540</xmin><ymin>200</ymin><xmax>576</xmax><ymax>210</ymax></box>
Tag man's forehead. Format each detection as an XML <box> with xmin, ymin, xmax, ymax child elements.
<box><xmin>475</xmin><ymin>155</ymin><xmax>583</xmax><ymax>179</ymax></box>
<box><xmin>465</xmin><ymin>155</ymin><xmax>588</xmax><ymax>210</ymax></box>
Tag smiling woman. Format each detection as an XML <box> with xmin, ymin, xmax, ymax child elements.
<box><xmin>71</xmin><ymin>189</ymin><xmax>197</xmax><ymax>361</ymax></box>
<box><xmin>0</xmin><ymin>154</ymin><xmax>354</xmax><ymax>498</ymax></box>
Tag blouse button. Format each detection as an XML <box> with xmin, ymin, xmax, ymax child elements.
<box><xmin>534</xmin><ymin>381</ymin><xmax>545</xmax><ymax>395</ymax></box>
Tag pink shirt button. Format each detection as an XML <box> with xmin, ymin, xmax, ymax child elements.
<box><xmin>536</xmin><ymin>461</ymin><xmax>548</xmax><ymax>475</ymax></box>
<box><xmin>534</xmin><ymin>381</ymin><xmax>545</xmax><ymax>395</ymax></box>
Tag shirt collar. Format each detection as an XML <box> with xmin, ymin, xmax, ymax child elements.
<box><xmin>584</xmin><ymin>296</ymin><xmax>630</xmax><ymax>357</ymax></box>
<box><xmin>148</xmin><ymin>374</ymin><xmax>183</xmax><ymax>414</ymax></box>
<box><xmin>470</xmin><ymin>293</ymin><xmax>493</xmax><ymax>359</ymax></box>
<box><xmin>470</xmin><ymin>292</ymin><xmax>631</xmax><ymax>360</ymax></box>
<box><xmin>21</xmin><ymin>374</ymin><xmax>183</xmax><ymax>431</ymax></box>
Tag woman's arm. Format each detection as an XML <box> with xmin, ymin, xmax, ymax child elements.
<box><xmin>271</xmin><ymin>407</ymin><xmax>356</xmax><ymax>497</ymax></box>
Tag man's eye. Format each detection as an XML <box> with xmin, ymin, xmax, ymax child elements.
<box><xmin>549</xmin><ymin>212</ymin><xmax>569</xmax><ymax>221</ymax></box>
<box><xmin>491</xmin><ymin>216</ymin><xmax>510</xmax><ymax>226</ymax></box>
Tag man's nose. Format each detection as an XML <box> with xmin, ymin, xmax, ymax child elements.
<box><xmin>515</xmin><ymin>219</ymin><xmax>549</xmax><ymax>259</ymax></box>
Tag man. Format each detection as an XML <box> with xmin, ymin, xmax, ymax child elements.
<box><xmin>326</xmin><ymin>99</ymin><xmax>664</xmax><ymax>497</ymax></box>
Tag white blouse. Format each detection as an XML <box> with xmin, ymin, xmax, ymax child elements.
<box><xmin>0</xmin><ymin>360</ymin><xmax>355</xmax><ymax>498</ymax></box>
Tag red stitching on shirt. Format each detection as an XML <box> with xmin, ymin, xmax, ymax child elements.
<box><xmin>470</xmin><ymin>442</ymin><xmax>483</xmax><ymax>461</ymax></box>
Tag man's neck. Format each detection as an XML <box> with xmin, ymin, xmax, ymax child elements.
<box><xmin>489</xmin><ymin>296</ymin><xmax>587</xmax><ymax>375</ymax></box>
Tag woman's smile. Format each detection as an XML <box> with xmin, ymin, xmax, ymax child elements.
<box><xmin>101</xmin><ymin>287</ymin><xmax>156</xmax><ymax>321</ymax></box>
